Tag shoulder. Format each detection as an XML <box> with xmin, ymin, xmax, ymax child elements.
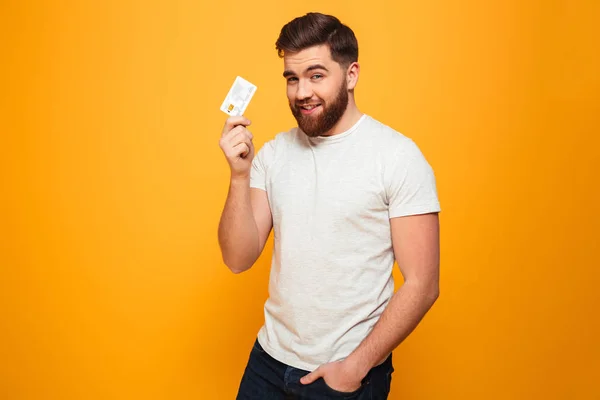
<box><xmin>360</xmin><ymin>115</ymin><xmax>425</xmax><ymax>160</ymax></box>
<box><xmin>254</xmin><ymin>125</ymin><xmax>304</xmax><ymax>164</ymax></box>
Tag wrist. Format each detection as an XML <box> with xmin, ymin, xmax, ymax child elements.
<box><xmin>230</xmin><ymin>173</ymin><xmax>250</xmax><ymax>183</ymax></box>
<box><xmin>343</xmin><ymin>352</ymin><xmax>372</xmax><ymax>380</ymax></box>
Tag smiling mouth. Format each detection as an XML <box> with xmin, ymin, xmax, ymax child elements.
<box><xmin>298</xmin><ymin>103</ymin><xmax>322</xmax><ymax>114</ymax></box>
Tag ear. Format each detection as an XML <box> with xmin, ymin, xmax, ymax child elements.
<box><xmin>346</xmin><ymin>62</ymin><xmax>360</xmax><ymax>90</ymax></box>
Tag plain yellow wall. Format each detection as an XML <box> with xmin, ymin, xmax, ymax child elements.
<box><xmin>1</xmin><ymin>0</ymin><xmax>599</xmax><ymax>399</ymax></box>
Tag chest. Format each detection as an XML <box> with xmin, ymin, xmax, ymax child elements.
<box><xmin>265</xmin><ymin>145</ymin><xmax>389</xmax><ymax>228</ymax></box>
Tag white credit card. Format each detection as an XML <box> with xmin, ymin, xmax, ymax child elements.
<box><xmin>220</xmin><ymin>76</ymin><xmax>257</xmax><ymax>117</ymax></box>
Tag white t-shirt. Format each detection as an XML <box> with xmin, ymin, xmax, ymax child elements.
<box><xmin>249</xmin><ymin>114</ymin><xmax>441</xmax><ymax>371</ymax></box>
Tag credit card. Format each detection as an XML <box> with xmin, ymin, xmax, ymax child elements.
<box><xmin>219</xmin><ymin>76</ymin><xmax>257</xmax><ymax>117</ymax></box>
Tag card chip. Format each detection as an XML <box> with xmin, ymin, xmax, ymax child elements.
<box><xmin>228</xmin><ymin>104</ymin><xmax>234</xmax><ymax>112</ymax></box>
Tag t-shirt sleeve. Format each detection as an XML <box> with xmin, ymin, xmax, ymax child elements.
<box><xmin>386</xmin><ymin>139</ymin><xmax>441</xmax><ymax>218</ymax></box>
<box><xmin>250</xmin><ymin>139</ymin><xmax>275</xmax><ymax>191</ymax></box>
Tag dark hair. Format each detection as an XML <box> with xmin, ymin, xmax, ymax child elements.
<box><xmin>275</xmin><ymin>12</ymin><xmax>358</xmax><ymax>66</ymax></box>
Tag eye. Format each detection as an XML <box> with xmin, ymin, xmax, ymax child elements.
<box><xmin>311</xmin><ymin>74</ymin><xmax>323</xmax><ymax>80</ymax></box>
<box><xmin>287</xmin><ymin>77</ymin><xmax>298</xmax><ymax>83</ymax></box>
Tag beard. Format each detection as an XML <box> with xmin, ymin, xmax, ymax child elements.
<box><xmin>289</xmin><ymin>80</ymin><xmax>349</xmax><ymax>138</ymax></box>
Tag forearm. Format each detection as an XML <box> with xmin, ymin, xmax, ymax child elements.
<box><xmin>346</xmin><ymin>280</ymin><xmax>439</xmax><ymax>375</ymax></box>
<box><xmin>218</xmin><ymin>177</ymin><xmax>260</xmax><ymax>273</ymax></box>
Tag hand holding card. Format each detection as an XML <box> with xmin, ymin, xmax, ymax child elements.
<box><xmin>218</xmin><ymin>76</ymin><xmax>257</xmax><ymax>179</ymax></box>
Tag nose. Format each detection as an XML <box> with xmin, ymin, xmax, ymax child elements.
<box><xmin>295</xmin><ymin>80</ymin><xmax>313</xmax><ymax>102</ymax></box>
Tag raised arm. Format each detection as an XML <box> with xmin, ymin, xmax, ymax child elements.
<box><xmin>217</xmin><ymin>116</ymin><xmax>273</xmax><ymax>273</ymax></box>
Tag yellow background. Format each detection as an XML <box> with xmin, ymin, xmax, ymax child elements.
<box><xmin>1</xmin><ymin>0</ymin><xmax>599</xmax><ymax>399</ymax></box>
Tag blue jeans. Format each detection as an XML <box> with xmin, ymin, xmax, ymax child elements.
<box><xmin>236</xmin><ymin>339</ymin><xmax>394</xmax><ymax>399</ymax></box>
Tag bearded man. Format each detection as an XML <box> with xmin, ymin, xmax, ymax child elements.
<box><xmin>218</xmin><ymin>12</ymin><xmax>442</xmax><ymax>400</ymax></box>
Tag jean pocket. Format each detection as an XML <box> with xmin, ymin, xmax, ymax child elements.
<box><xmin>320</xmin><ymin>377</ymin><xmax>368</xmax><ymax>399</ymax></box>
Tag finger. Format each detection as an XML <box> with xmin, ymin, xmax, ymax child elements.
<box><xmin>232</xmin><ymin>142</ymin><xmax>250</xmax><ymax>158</ymax></box>
<box><xmin>222</xmin><ymin>116</ymin><xmax>251</xmax><ymax>136</ymax></box>
<box><xmin>223</xmin><ymin>126</ymin><xmax>253</xmax><ymax>143</ymax></box>
<box><xmin>222</xmin><ymin>125</ymin><xmax>245</xmax><ymax>141</ymax></box>
<box><xmin>226</xmin><ymin>131</ymin><xmax>253</xmax><ymax>153</ymax></box>
<box><xmin>300</xmin><ymin>367</ymin><xmax>322</xmax><ymax>385</ymax></box>
<box><xmin>239</xmin><ymin>137</ymin><xmax>254</xmax><ymax>158</ymax></box>
<box><xmin>230</xmin><ymin>127</ymin><xmax>254</xmax><ymax>142</ymax></box>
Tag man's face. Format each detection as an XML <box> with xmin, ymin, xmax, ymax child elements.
<box><xmin>283</xmin><ymin>45</ymin><xmax>349</xmax><ymax>137</ymax></box>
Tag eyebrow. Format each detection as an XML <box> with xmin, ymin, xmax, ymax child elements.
<box><xmin>283</xmin><ymin>64</ymin><xmax>329</xmax><ymax>78</ymax></box>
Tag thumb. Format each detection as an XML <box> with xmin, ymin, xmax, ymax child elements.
<box><xmin>300</xmin><ymin>367</ymin><xmax>323</xmax><ymax>385</ymax></box>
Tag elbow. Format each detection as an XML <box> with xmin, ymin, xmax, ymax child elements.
<box><xmin>431</xmin><ymin>288</ymin><xmax>440</xmax><ymax>304</ymax></box>
<box><xmin>218</xmin><ymin>242</ymin><xmax>251</xmax><ymax>274</ymax></box>
<box><xmin>404</xmin><ymin>279</ymin><xmax>439</xmax><ymax>306</ymax></box>
<box><xmin>409</xmin><ymin>278</ymin><xmax>439</xmax><ymax>305</ymax></box>
<box><xmin>229</xmin><ymin>264</ymin><xmax>249</xmax><ymax>274</ymax></box>
<box><xmin>427</xmin><ymin>284</ymin><xmax>440</xmax><ymax>306</ymax></box>
<box><xmin>222</xmin><ymin>255</ymin><xmax>252</xmax><ymax>274</ymax></box>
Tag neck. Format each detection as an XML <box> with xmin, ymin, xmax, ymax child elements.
<box><xmin>321</xmin><ymin>99</ymin><xmax>363</xmax><ymax>137</ymax></box>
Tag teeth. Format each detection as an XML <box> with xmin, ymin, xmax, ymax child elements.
<box><xmin>302</xmin><ymin>104</ymin><xmax>319</xmax><ymax>110</ymax></box>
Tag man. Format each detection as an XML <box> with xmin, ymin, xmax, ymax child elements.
<box><xmin>218</xmin><ymin>12</ymin><xmax>441</xmax><ymax>400</ymax></box>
